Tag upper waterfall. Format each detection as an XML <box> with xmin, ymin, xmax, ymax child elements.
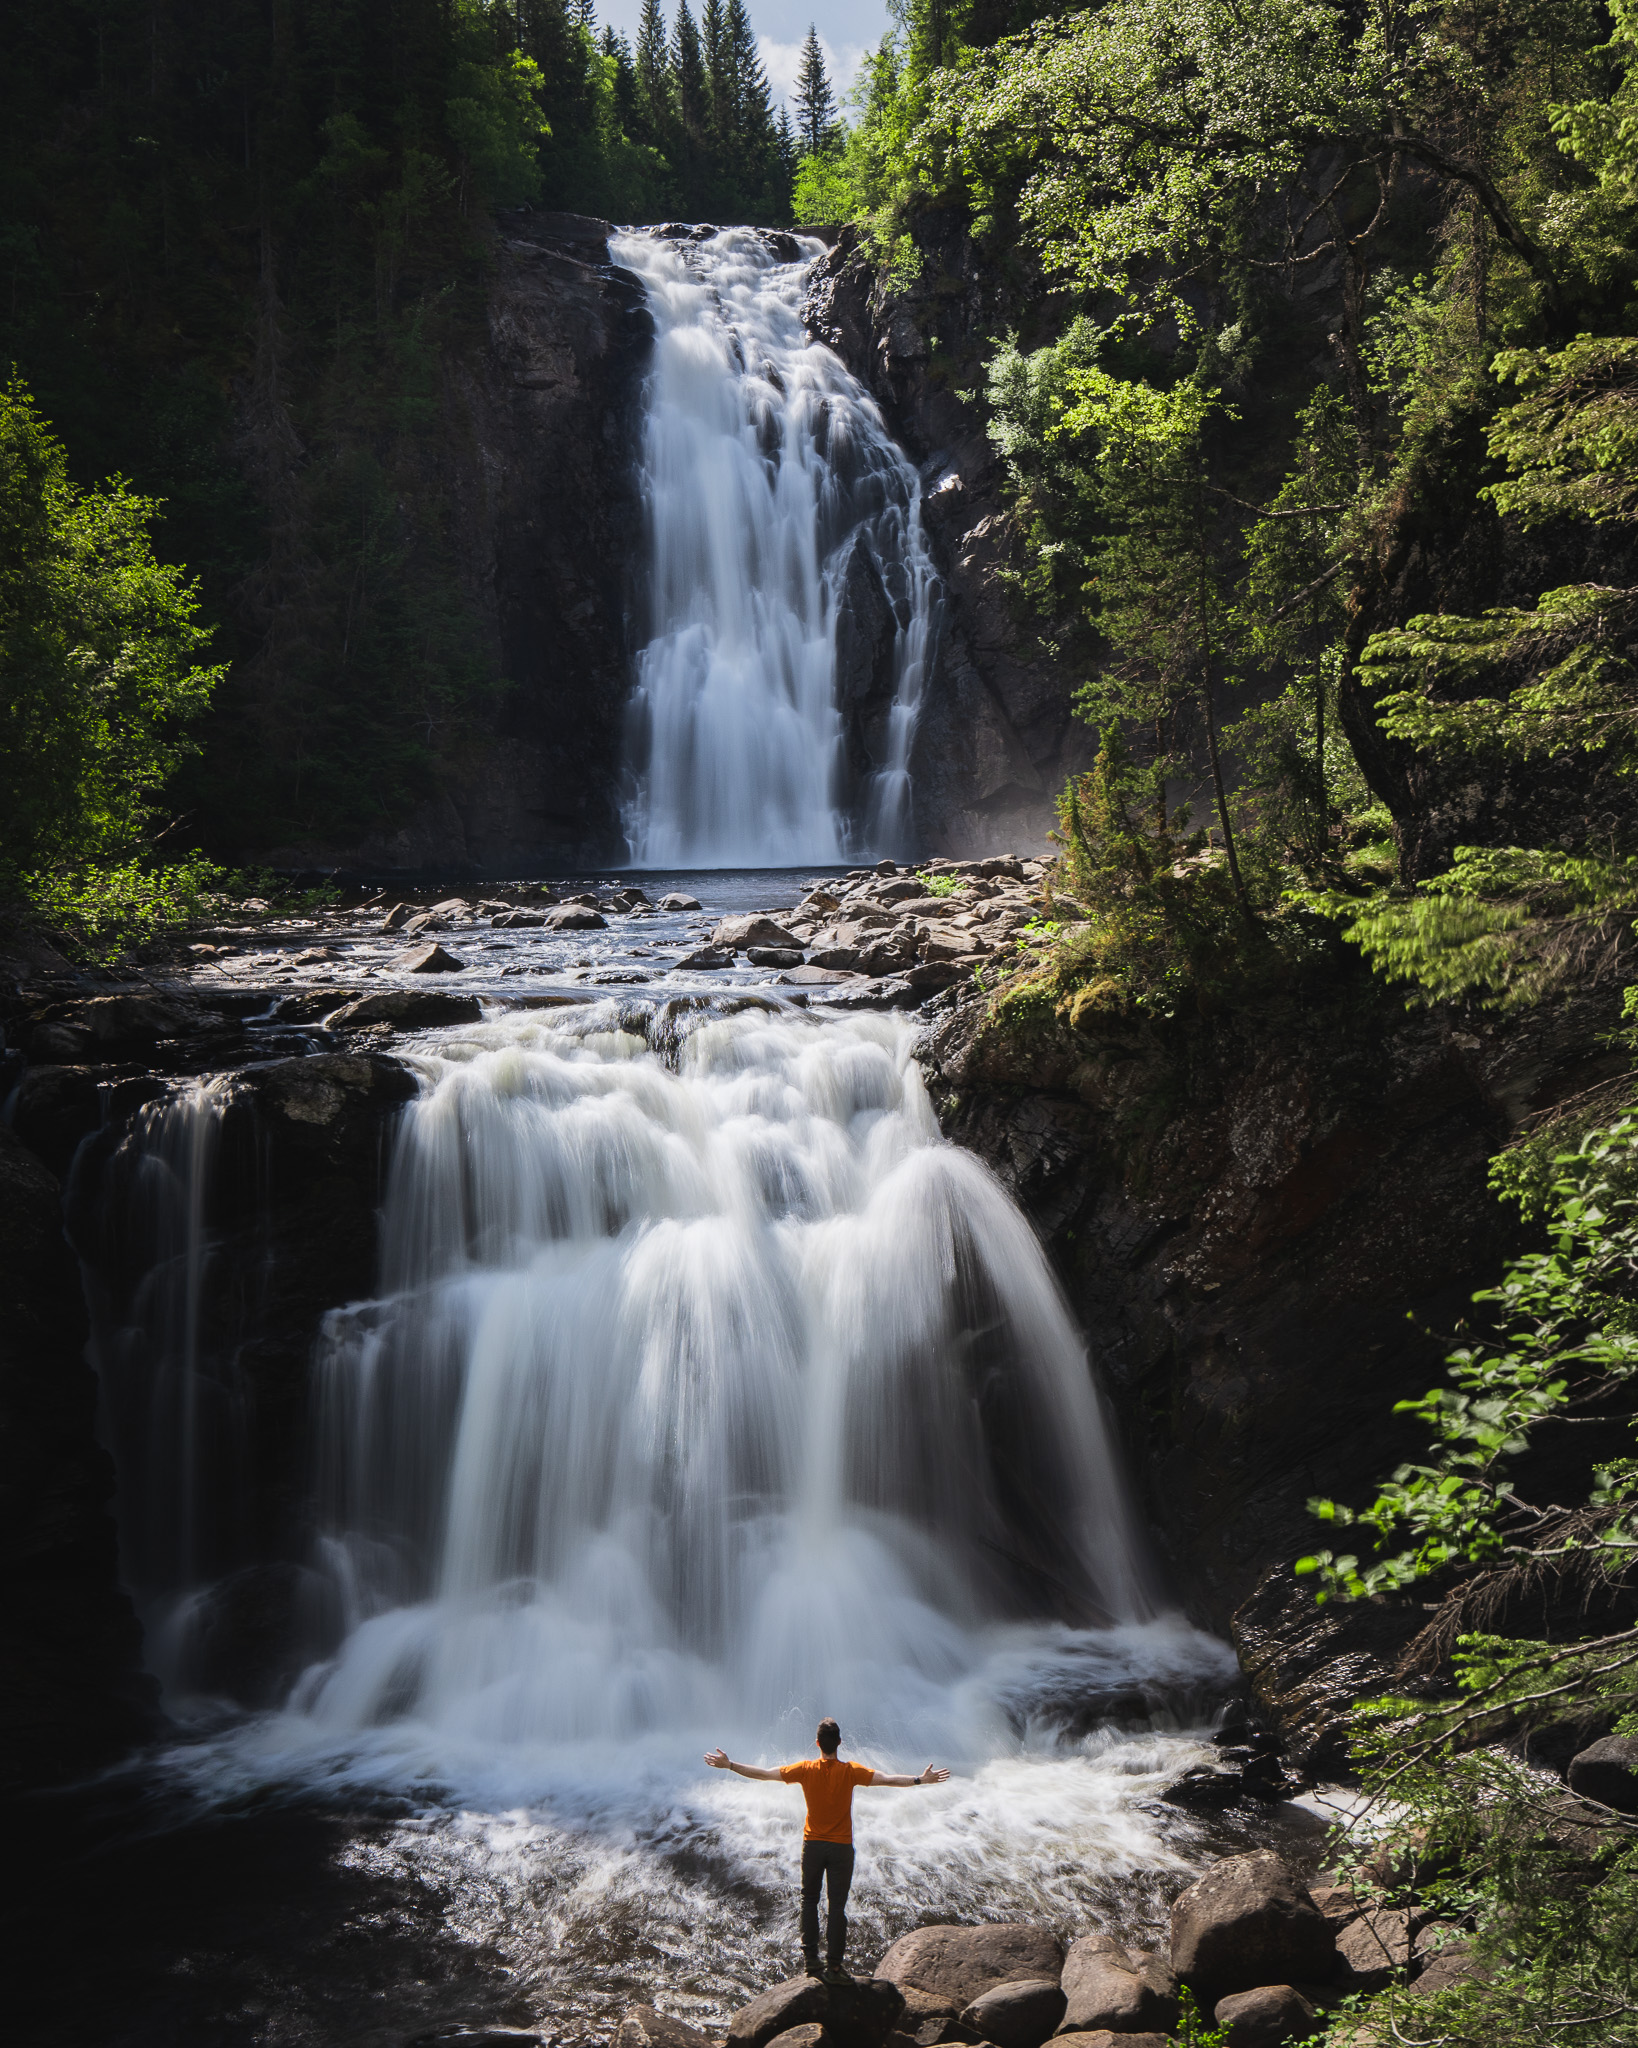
<box><xmin>615</xmin><ymin>227</ymin><xmax>938</xmax><ymax>870</ymax></box>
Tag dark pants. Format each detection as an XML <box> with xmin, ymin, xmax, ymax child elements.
<box><xmin>800</xmin><ymin>1840</ymin><xmax>855</xmax><ymax>1964</ymax></box>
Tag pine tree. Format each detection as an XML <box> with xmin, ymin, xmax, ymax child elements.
<box><xmin>792</xmin><ymin>25</ymin><xmax>836</xmax><ymax>157</ymax></box>
<box><xmin>570</xmin><ymin>0</ymin><xmax>596</xmax><ymax>28</ymax></box>
<box><xmin>775</xmin><ymin>104</ymin><xmax>798</xmax><ymax>185</ymax></box>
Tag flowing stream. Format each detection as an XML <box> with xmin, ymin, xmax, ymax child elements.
<box><xmin>615</xmin><ymin>228</ymin><xmax>937</xmax><ymax>867</ymax></box>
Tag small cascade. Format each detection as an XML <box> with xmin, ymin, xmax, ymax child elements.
<box><xmin>616</xmin><ymin>228</ymin><xmax>939</xmax><ymax>869</ymax></box>
<box><xmin>287</xmin><ymin>1003</ymin><xmax>1173</xmax><ymax>1760</ymax></box>
<box><xmin>76</xmin><ymin>1079</ymin><xmax>247</xmax><ymax>1605</ymax></box>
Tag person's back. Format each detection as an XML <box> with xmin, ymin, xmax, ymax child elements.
<box><xmin>705</xmin><ymin>1719</ymin><xmax>949</xmax><ymax>1979</ymax></box>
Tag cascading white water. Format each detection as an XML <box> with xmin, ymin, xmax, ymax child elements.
<box><xmin>616</xmin><ymin>228</ymin><xmax>938</xmax><ymax>868</ymax></box>
<box><xmin>294</xmin><ymin>1003</ymin><xmax>1171</xmax><ymax>1762</ymax></box>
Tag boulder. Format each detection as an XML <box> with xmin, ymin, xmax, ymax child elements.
<box><xmin>402</xmin><ymin>942</ymin><xmax>467</xmax><ymax>974</ymax></box>
<box><xmin>895</xmin><ymin>1988</ymin><xmax>980</xmax><ymax>2046</ymax></box>
<box><xmin>327</xmin><ymin>989</ymin><xmax>484</xmax><ymax>1029</ymax></box>
<box><xmin>491</xmin><ymin>909</ymin><xmax>547</xmax><ymax>928</ymax></box>
<box><xmin>727</xmin><ymin>1976</ymin><xmax>903</xmax><ymax>2048</ymax></box>
<box><xmin>960</xmin><ymin>1978</ymin><xmax>1065</xmax><ymax>2048</ymax></box>
<box><xmin>615</xmin><ymin>2008</ymin><xmax>720</xmax><ymax>2048</ymax></box>
<box><xmin>747</xmin><ymin>947</ymin><xmax>805</xmax><ymax>968</ymax></box>
<box><xmin>380</xmin><ymin>903</ymin><xmax>412</xmax><ymax>930</ymax></box>
<box><xmin>1567</xmin><ymin>1734</ymin><xmax>1638</xmax><ymax>1812</ymax></box>
<box><xmin>402</xmin><ymin>913</ymin><xmax>448</xmax><ymax>937</ymax></box>
<box><xmin>1058</xmin><ymin>1936</ymin><xmax>1177</xmax><ymax>2035</ymax></box>
<box><xmin>1050</xmin><ymin>2037</ymin><xmax>1169</xmax><ymax>2048</ymax></box>
<box><xmin>1408</xmin><ymin>1941</ymin><xmax>1489</xmax><ymax>1996</ymax></box>
<box><xmin>659</xmin><ymin>893</ymin><xmax>702</xmax><ymax>910</ymax></box>
<box><xmin>1212</xmin><ymin>1986</ymin><xmax>1320</xmax><ymax>2047</ymax></box>
<box><xmin>1333</xmin><ymin>1907</ymin><xmax>1420</xmax><ymax>1991</ymax></box>
<box><xmin>878</xmin><ymin>1927</ymin><xmax>1065</xmax><ymax>2010</ymax></box>
<box><xmin>1306</xmin><ymin>1887</ymin><xmax>1360</xmax><ymax>1931</ymax></box>
<box><xmin>767</xmin><ymin>2029</ymin><xmax>831</xmax><ymax>2048</ymax></box>
<box><xmin>1169</xmin><ymin>1853</ymin><xmax>1335</xmax><ymax>1999</ymax></box>
<box><xmin>545</xmin><ymin>905</ymin><xmax>607</xmax><ymax>930</ymax></box>
<box><xmin>712</xmin><ymin>915</ymin><xmax>802</xmax><ymax>950</ymax></box>
<box><xmin>809</xmin><ymin>945</ymin><xmax>866</xmax><ymax>971</ymax></box>
<box><xmin>676</xmin><ymin>947</ymin><xmax>733</xmax><ymax>970</ymax></box>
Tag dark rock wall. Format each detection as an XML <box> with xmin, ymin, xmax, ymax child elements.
<box><xmin>918</xmin><ymin>964</ymin><xmax>1631</xmax><ymax>1744</ymax></box>
<box><xmin>290</xmin><ymin>212</ymin><xmax>650</xmax><ymax>874</ymax></box>
<box><xmin>0</xmin><ymin>1119</ymin><xmax>155</xmax><ymax>1795</ymax></box>
<box><xmin>805</xmin><ymin>215</ymin><xmax>1094</xmax><ymax>857</ymax></box>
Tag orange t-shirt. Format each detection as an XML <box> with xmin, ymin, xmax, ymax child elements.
<box><xmin>779</xmin><ymin>1756</ymin><xmax>875</xmax><ymax>1842</ymax></box>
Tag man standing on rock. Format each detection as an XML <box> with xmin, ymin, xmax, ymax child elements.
<box><xmin>706</xmin><ymin>1721</ymin><xmax>949</xmax><ymax>1982</ymax></box>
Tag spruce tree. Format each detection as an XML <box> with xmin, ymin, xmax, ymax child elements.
<box><xmin>670</xmin><ymin>0</ymin><xmax>709</xmax><ymax>208</ymax></box>
<box><xmin>635</xmin><ymin>0</ymin><xmax>673</xmax><ymax>143</ymax></box>
<box><xmin>792</xmin><ymin>25</ymin><xmax>836</xmax><ymax>157</ymax></box>
<box><xmin>701</xmin><ymin>0</ymin><xmax>735</xmax><ymax>147</ymax></box>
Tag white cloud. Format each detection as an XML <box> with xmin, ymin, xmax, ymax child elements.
<box><xmin>758</xmin><ymin>31</ymin><xmax>867</xmax><ymax>119</ymax></box>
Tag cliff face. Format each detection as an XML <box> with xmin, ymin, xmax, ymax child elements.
<box><xmin>272</xmin><ymin>212</ymin><xmax>650</xmax><ymax>874</ymax></box>
<box><xmin>917</xmin><ymin>961</ymin><xmax>1632</xmax><ymax>1759</ymax></box>
<box><xmin>0</xmin><ymin>1119</ymin><xmax>155</xmax><ymax>1795</ymax></box>
<box><xmin>804</xmin><ymin>213</ymin><xmax>1095</xmax><ymax>858</ymax></box>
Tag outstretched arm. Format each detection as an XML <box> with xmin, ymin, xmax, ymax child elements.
<box><xmin>705</xmin><ymin>1748</ymin><xmax>784</xmax><ymax>1781</ymax></box>
<box><xmin>867</xmin><ymin>1764</ymin><xmax>950</xmax><ymax>1787</ymax></box>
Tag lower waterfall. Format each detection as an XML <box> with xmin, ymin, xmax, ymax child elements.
<box><xmin>86</xmin><ymin>988</ymin><xmax>1240</xmax><ymax>2021</ymax></box>
<box><xmin>616</xmin><ymin>228</ymin><xmax>937</xmax><ymax>868</ymax></box>
<box><xmin>298</xmin><ymin>1003</ymin><xmax>1159</xmax><ymax>1755</ymax></box>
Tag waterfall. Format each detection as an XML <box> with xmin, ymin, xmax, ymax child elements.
<box><xmin>289</xmin><ymin>1002</ymin><xmax>1171</xmax><ymax>1759</ymax></box>
<box><xmin>616</xmin><ymin>227</ymin><xmax>938</xmax><ymax>869</ymax></box>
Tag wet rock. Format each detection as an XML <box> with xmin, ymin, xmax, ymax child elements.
<box><xmin>960</xmin><ymin>1978</ymin><xmax>1064</xmax><ymax>2048</ymax></box>
<box><xmin>818</xmin><ymin>978</ymin><xmax>918</xmax><ymax>1010</ymax></box>
<box><xmin>170</xmin><ymin>1560</ymin><xmax>342</xmax><ymax>1708</ymax></box>
<box><xmin>327</xmin><ymin>990</ymin><xmax>484</xmax><ymax>1030</ymax></box>
<box><xmin>545</xmin><ymin>906</ymin><xmax>607</xmax><ymax>931</ymax></box>
<box><xmin>428</xmin><ymin>897</ymin><xmax>470</xmax><ymax>916</ymax></box>
<box><xmin>747</xmin><ymin>947</ymin><xmax>805</xmax><ymax>968</ymax></box>
<box><xmin>676</xmin><ymin>947</ymin><xmax>733</xmax><ymax>970</ymax></box>
<box><xmin>244</xmin><ymin>1051</ymin><xmax>419</xmax><ymax>1135</ymax></box>
<box><xmin>781</xmin><ymin>965</ymin><xmax>861</xmax><ymax>986</ymax></box>
<box><xmin>727</xmin><ymin>1975</ymin><xmax>903</xmax><ymax>2048</ymax></box>
<box><xmin>878</xmin><ymin>1926</ymin><xmax>1065</xmax><ymax>2009</ymax></box>
<box><xmin>274</xmin><ymin>987</ymin><xmax>366</xmax><ymax>1023</ymax></box>
<box><xmin>659</xmin><ymin>892</ymin><xmax>702</xmax><ymax>910</ymax></box>
<box><xmin>9</xmin><ymin>1063</ymin><xmax>111</xmax><ymax>1176</ymax></box>
<box><xmin>1170</xmin><ymin>1852</ymin><xmax>1335</xmax><ymax>2000</ymax></box>
<box><xmin>1212</xmin><ymin>1986</ymin><xmax>1320</xmax><ymax>2047</ymax></box>
<box><xmin>1058</xmin><ymin>1935</ymin><xmax>1177</xmax><ymax>2035</ymax></box>
<box><xmin>810</xmin><ymin>944</ymin><xmax>866</xmax><ymax>971</ymax></box>
<box><xmin>402</xmin><ymin>913</ymin><xmax>448</xmax><ymax>937</ymax></box>
<box><xmin>402</xmin><ymin>942</ymin><xmax>468</xmax><ymax>973</ymax></box>
<box><xmin>1567</xmin><ymin>1733</ymin><xmax>1638</xmax><ymax>1811</ymax></box>
<box><xmin>712</xmin><ymin>914</ymin><xmax>803</xmax><ymax>950</ymax></box>
<box><xmin>0</xmin><ymin>1121</ymin><xmax>155</xmax><ymax>1792</ymax></box>
<box><xmin>380</xmin><ymin>904</ymin><xmax>413</xmax><ymax>930</ymax></box>
<box><xmin>29</xmin><ymin>1019</ymin><xmax>96</xmax><ymax>1061</ymax></box>
<box><xmin>491</xmin><ymin>909</ymin><xmax>547</xmax><ymax>928</ymax></box>
<box><xmin>767</xmin><ymin>2027</ymin><xmax>831</xmax><ymax>2048</ymax></box>
<box><xmin>615</xmin><ymin>2006</ymin><xmax>720</xmax><ymax>2048</ymax></box>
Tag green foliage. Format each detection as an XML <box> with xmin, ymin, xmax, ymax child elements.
<box><xmin>1486</xmin><ymin>335</ymin><xmax>1638</xmax><ymax>527</ymax></box>
<box><xmin>793</xmin><ymin>148</ymin><xmax>859</xmax><ymax>225</ymax></box>
<box><xmin>1300</xmin><ymin>1110</ymin><xmax>1638</xmax><ymax>1599</ymax></box>
<box><xmin>0</xmin><ymin>378</ymin><xmax>221</xmax><ymax>884</ymax></box>
<box><xmin>1299</xmin><ymin>1098</ymin><xmax>1638</xmax><ymax>2046</ymax></box>
<box><xmin>24</xmin><ymin>854</ymin><xmax>232</xmax><ymax>964</ymax></box>
<box><xmin>446</xmin><ymin>40</ymin><xmax>550</xmax><ymax>209</ymax></box>
<box><xmin>1296</xmin><ymin>846</ymin><xmax>1638</xmax><ymax>1010</ymax></box>
<box><xmin>915</xmin><ymin>870</ymin><xmax>966</xmax><ymax>897</ymax></box>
